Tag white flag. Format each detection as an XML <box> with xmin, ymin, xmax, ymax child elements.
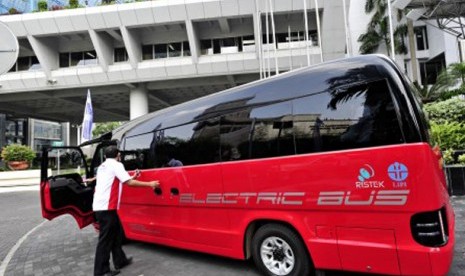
<box><xmin>81</xmin><ymin>89</ymin><xmax>93</xmax><ymax>142</ymax></box>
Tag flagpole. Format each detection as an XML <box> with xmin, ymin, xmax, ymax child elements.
<box><xmin>265</xmin><ymin>0</ymin><xmax>271</xmax><ymax>77</ymax></box>
<box><xmin>269</xmin><ymin>0</ymin><xmax>279</xmax><ymax>75</ymax></box>
<box><xmin>387</xmin><ymin>0</ymin><xmax>396</xmax><ymax>60</ymax></box>
<box><xmin>304</xmin><ymin>0</ymin><xmax>310</xmax><ymax>66</ymax></box>
<box><xmin>314</xmin><ymin>0</ymin><xmax>323</xmax><ymax>62</ymax></box>
<box><xmin>342</xmin><ymin>0</ymin><xmax>352</xmax><ymax>57</ymax></box>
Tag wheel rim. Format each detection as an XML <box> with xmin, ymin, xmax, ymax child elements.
<box><xmin>260</xmin><ymin>236</ymin><xmax>295</xmax><ymax>275</ymax></box>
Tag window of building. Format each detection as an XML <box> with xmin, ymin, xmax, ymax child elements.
<box><xmin>200</xmin><ymin>36</ymin><xmax>255</xmax><ymax>55</ymax></box>
<box><xmin>142</xmin><ymin>45</ymin><xmax>153</xmax><ymax>60</ymax></box>
<box><xmin>114</xmin><ymin>47</ymin><xmax>128</xmax><ymax>63</ymax></box>
<box><xmin>59</xmin><ymin>51</ymin><xmax>98</xmax><ymax>68</ymax></box>
<box><xmin>155</xmin><ymin>44</ymin><xmax>168</xmax><ymax>59</ymax></box>
<box><xmin>414</xmin><ymin>26</ymin><xmax>429</xmax><ymax>51</ymax></box>
<box><xmin>293</xmin><ymin>80</ymin><xmax>404</xmax><ymax>154</ymax></box>
<box><xmin>168</xmin><ymin>43</ymin><xmax>182</xmax><ymax>57</ymax></box>
<box><xmin>8</xmin><ymin>56</ymin><xmax>40</xmax><ymax>72</ymax></box>
<box><xmin>142</xmin><ymin>42</ymin><xmax>191</xmax><ymax>61</ymax></box>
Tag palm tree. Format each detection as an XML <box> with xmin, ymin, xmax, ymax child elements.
<box><xmin>448</xmin><ymin>62</ymin><xmax>465</xmax><ymax>87</ymax></box>
<box><xmin>358</xmin><ymin>0</ymin><xmax>407</xmax><ymax>56</ymax></box>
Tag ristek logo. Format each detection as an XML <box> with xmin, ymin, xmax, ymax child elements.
<box><xmin>358</xmin><ymin>164</ymin><xmax>375</xmax><ymax>181</ymax></box>
<box><xmin>388</xmin><ymin>162</ymin><xmax>409</xmax><ymax>182</ymax></box>
<box><xmin>355</xmin><ymin>164</ymin><xmax>384</xmax><ymax>189</ymax></box>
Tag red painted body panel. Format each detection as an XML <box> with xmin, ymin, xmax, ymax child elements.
<box><xmin>117</xmin><ymin>143</ymin><xmax>454</xmax><ymax>275</ymax></box>
<box><xmin>40</xmin><ymin>181</ymin><xmax>95</xmax><ymax>229</ymax></box>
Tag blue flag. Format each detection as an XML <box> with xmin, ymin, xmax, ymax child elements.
<box><xmin>81</xmin><ymin>90</ymin><xmax>93</xmax><ymax>142</ymax></box>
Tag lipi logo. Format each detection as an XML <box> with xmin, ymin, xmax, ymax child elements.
<box><xmin>387</xmin><ymin>162</ymin><xmax>409</xmax><ymax>182</ymax></box>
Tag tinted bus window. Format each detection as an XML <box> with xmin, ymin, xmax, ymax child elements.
<box><xmin>122</xmin><ymin>132</ymin><xmax>155</xmax><ymax>170</ymax></box>
<box><xmin>293</xmin><ymin>79</ymin><xmax>403</xmax><ymax>154</ymax></box>
<box><xmin>220</xmin><ymin>109</ymin><xmax>252</xmax><ymax>161</ymax></box>
<box><xmin>155</xmin><ymin>119</ymin><xmax>220</xmax><ymax>167</ymax></box>
<box><xmin>250</xmin><ymin>101</ymin><xmax>294</xmax><ymax>158</ymax></box>
<box><xmin>220</xmin><ymin>101</ymin><xmax>295</xmax><ymax>161</ymax></box>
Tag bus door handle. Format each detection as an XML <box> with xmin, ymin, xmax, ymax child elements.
<box><xmin>170</xmin><ymin>188</ymin><xmax>179</xmax><ymax>196</ymax></box>
<box><xmin>154</xmin><ymin>187</ymin><xmax>162</xmax><ymax>196</ymax></box>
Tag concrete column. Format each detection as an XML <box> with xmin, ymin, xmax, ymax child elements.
<box><xmin>130</xmin><ymin>84</ymin><xmax>149</xmax><ymax>120</ymax></box>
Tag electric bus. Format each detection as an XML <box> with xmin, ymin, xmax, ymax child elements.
<box><xmin>40</xmin><ymin>55</ymin><xmax>455</xmax><ymax>276</ymax></box>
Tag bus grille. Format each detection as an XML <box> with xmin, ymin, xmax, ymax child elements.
<box><xmin>411</xmin><ymin>207</ymin><xmax>449</xmax><ymax>247</ymax></box>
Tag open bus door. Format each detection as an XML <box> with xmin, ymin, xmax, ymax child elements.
<box><xmin>40</xmin><ymin>146</ymin><xmax>95</xmax><ymax>228</ymax></box>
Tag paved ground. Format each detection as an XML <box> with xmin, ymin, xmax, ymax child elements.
<box><xmin>0</xmin><ymin>190</ymin><xmax>42</xmax><ymax>263</ymax></box>
<box><xmin>1</xmin><ymin>193</ymin><xmax>464</xmax><ymax>276</ymax></box>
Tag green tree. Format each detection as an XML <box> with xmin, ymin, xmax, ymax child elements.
<box><xmin>413</xmin><ymin>69</ymin><xmax>454</xmax><ymax>103</ymax></box>
<box><xmin>447</xmin><ymin>62</ymin><xmax>465</xmax><ymax>87</ymax></box>
<box><xmin>92</xmin><ymin>122</ymin><xmax>123</xmax><ymax>137</ymax></box>
<box><xmin>358</xmin><ymin>0</ymin><xmax>407</xmax><ymax>55</ymax></box>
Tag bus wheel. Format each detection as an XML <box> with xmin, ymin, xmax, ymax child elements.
<box><xmin>251</xmin><ymin>224</ymin><xmax>312</xmax><ymax>276</ymax></box>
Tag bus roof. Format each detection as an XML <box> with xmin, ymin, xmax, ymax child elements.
<box><xmin>111</xmin><ymin>54</ymin><xmax>406</xmax><ymax>142</ymax></box>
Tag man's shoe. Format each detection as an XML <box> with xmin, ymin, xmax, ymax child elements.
<box><xmin>101</xmin><ymin>270</ymin><xmax>120</xmax><ymax>276</ymax></box>
<box><xmin>115</xmin><ymin>256</ymin><xmax>133</xmax><ymax>270</ymax></box>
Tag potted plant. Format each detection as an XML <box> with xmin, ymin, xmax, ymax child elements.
<box><xmin>1</xmin><ymin>144</ymin><xmax>36</xmax><ymax>170</ymax></box>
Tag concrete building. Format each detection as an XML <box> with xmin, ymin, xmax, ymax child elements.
<box><xmin>1</xmin><ymin>0</ymin><xmax>464</xmax><ymax>150</ymax></box>
<box><xmin>0</xmin><ymin>0</ymin><xmax>349</xmax><ymax>148</ymax></box>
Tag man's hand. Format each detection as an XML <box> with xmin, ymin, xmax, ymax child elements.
<box><xmin>148</xmin><ymin>180</ymin><xmax>160</xmax><ymax>189</ymax></box>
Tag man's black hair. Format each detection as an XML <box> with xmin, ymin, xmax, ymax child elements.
<box><xmin>104</xmin><ymin>145</ymin><xmax>119</xmax><ymax>159</ymax></box>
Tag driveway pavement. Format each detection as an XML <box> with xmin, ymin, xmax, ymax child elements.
<box><xmin>1</xmin><ymin>196</ymin><xmax>464</xmax><ymax>276</ymax></box>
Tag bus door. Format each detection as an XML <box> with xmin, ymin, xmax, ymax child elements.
<box><xmin>40</xmin><ymin>146</ymin><xmax>94</xmax><ymax>228</ymax></box>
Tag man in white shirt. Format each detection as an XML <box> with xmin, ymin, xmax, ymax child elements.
<box><xmin>93</xmin><ymin>146</ymin><xmax>159</xmax><ymax>276</ymax></box>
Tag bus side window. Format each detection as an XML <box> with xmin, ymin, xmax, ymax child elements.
<box><xmin>154</xmin><ymin>119</ymin><xmax>220</xmax><ymax>167</ymax></box>
<box><xmin>122</xmin><ymin>132</ymin><xmax>155</xmax><ymax>170</ymax></box>
<box><xmin>293</xmin><ymin>79</ymin><xmax>404</xmax><ymax>154</ymax></box>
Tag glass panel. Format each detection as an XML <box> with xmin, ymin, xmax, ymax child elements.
<box><xmin>34</xmin><ymin>121</ymin><xmax>62</xmax><ymax>140</ymax></box>
<box><xmin>200</xmin><ymin>39</ymin><xmax>212</xmax><ymax>55</ymax></box>
<box><xmin>167</xmin><ymin>43</ymin><xmax>181</xmax><ymax>58</ymax></box>
<box><xmin>122</xmin><ymin>132</ymin><xmax>156</xmax><ymax>170</ymax></box>
<box><xmin>220</xmin><ymin>109</ymin><xmax>252</xmax><ymax>161</ymax></box>
<box><xmin>155</xmin><ymin>120</ymin><xmax>220</xmax><ymax>167</ymax></box>
<box><xmin>250</xmin><ymin>101</ymin><xmax>295</xmax><ymax>159</ymax></box>
<box><xmin>70</xmin><ymin>52</ymin><xmax>82</xmax><ymax>66</ymax></box>
<box><xmin>48</xmin><ymin>148</ymin><xmax>86</xmax><ymax>177</ymax></box>
<box><xmin>154</xmin><ymin>44</ymin><xmax>167</xmax><ymax>59</ymax></box>
<box><xmin>17</xmin><ymin>56</ymin><xmax>30</xmax><ymax>71</ymax></box>
<box><xmin>142</xmin><ymin>45</ymin><xmax>153</xmax><ymax>60</ymax></box>
<box><xmin>182</xmin><ymin>42</ymin><xmax>191</xmax><ymax>56</ymax></box>
<box><xmin>59</xmin><ymin>53</ymin><xmax>69</xmax><ymax>68</ymax></box>
<box><xmin>114</xmin><ymin>47</ymin><xmax>128</xmax><ymax>62</ymax></box>
<box><xmin>293</xmin><ymin>80</ymin><xmax>403</xmax><ymax>154</ymax></box>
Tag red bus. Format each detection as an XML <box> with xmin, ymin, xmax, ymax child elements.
<box><xmin>40</xmin><ymin>55</ymin><xmax>454</xmax><ymax>276</ymax></box>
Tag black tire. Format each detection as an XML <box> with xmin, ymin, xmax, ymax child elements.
<box><xmin>251</xmin><ymin>224</ymin><xmax>313</xmax><ymax>276</ymax></box>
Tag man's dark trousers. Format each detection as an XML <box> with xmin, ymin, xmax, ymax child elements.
<box><xmin>94</xmin><ymin>210</ymin><xmax>128</xmax><ymax>276</ymax></box>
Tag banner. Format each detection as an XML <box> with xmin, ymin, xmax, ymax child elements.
<box><xmin>81</xmin><ymin>89</ymin><xmax>93</xmax><ymax>143</ymax></box>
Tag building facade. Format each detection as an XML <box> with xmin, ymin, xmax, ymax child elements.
<box><xmin>1</xmin><ymin>0</ymin><xmax>462</xmax><ymax>150</ymax></box>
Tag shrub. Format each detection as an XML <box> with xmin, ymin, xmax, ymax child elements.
<box><xmin>424</xmin><ymin>98</ymin><xmax>465</xmax><ymax>124</ymax></box>
<box><xmin>8</xmin><ymin>8</ymin><xmax>20</xmax><ymax>14</ymax></box>
<box><xmin>69</xmin><ymin>0</ymin><xmax>79</xmax><ymax>9</ymax></box>
<box><xmin>38</xmin><ymin>0</ymin><xmax>48</xmax><ymax>11</ymax></box>
<box><xmin>458</xmin><ymin>154</ymin><xmax>465</xmax><ymax>165</ymax></box>
<box><xmin>1</xmin><ymin>144</ymin><xmax>36</xmax><ymax>162</ymax></box>
<box><xmin>439</xmin><ymin>87</ymin><xmax>465</xmax><ymax>101</ymax></box>
<box><xmin>430</xmin><ymin>121</ymin><xmax>465</xmax><ymax>151</ymax></box>
<box><xmin>443</xmin><ymin>149</ymin><xmax>454</xmax><ymax>164</ymax></box>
